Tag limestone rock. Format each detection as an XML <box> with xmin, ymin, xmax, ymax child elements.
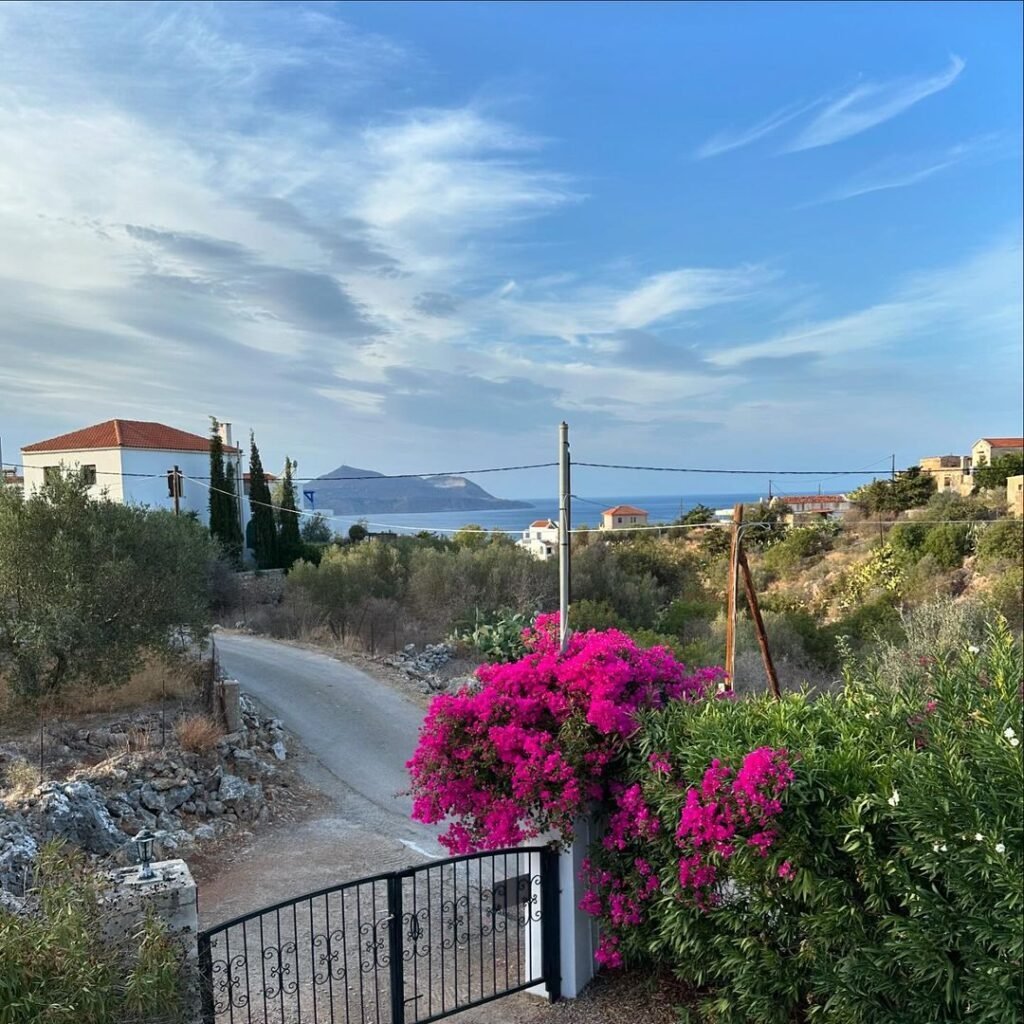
<box><xmin>33</xmin><ymin>781</ymin><xmax>125</xmax><ymax>857</ymax></box>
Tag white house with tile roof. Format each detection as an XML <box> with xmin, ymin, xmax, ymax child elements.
<box><xmin>519</xmin><ymin>518</ymin><xmax>559</xmax><ymax>560</ymax></box>
<box><xmin>21</xmin><ymin>418</ymin><xmax>247</xmax><ymax>529</ymax></box>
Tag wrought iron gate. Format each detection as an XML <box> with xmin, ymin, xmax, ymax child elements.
<box><xmin>198</xmin><ymin>846</ymin><xmax>561</xmax><ymax>1023</ymax></box>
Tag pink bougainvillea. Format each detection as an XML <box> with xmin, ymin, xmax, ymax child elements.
<box><xmin>674</xmin><ymin>747</ymin><xmax>794</xmax><ymax>908</ymax></box>
<box><xmin>407</xmin><ymin>613</ymin><xmax>721</xmax><ymax>854</ymax></box>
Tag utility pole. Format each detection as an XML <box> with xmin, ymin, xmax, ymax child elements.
<box><xmin>558</xmin><ymin>421</ymin><xmax>571</xmax><ymax>652</ymax></box>
<box><xmin>891</xmin><ymin>453</ymin><xmax>896</xmax><ymax>481</ymax></box>
<box><xmin>167</xmin><ymin>466</ymin><xmax>182</xmax><ymax>515</ymax></box>
<box><xmin>723</xmin><ymin>503</ymin><xmax>743</xmax><ymax>691</ymax></box>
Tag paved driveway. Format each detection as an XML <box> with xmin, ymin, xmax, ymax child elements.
<box><xmin>213</xmin><ymin>632</ymin><xmax>444</xmax><ymax>857</ymax></box>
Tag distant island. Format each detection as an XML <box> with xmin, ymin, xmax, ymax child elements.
<box><xmin>307</xmin><ymin>465</ymin><xmax>533</xmax><ymax>515</ymax></box>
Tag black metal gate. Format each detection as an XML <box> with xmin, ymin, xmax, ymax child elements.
<box><xmin>198</xmin><ymin>846</ymin><xmax>561</xmax><ymax>1023</ymax></box>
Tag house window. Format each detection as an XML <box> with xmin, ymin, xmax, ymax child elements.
<box><xmin>81</xmin><ymin>465</ymin><xmax>97</xmax><ymax>486</ymax></box>
<box><xmin>617</xmin><ymin>517</ymin><xmax>622</xmax><ymax>524</ymax></box>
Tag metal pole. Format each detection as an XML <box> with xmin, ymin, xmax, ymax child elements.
<box><xmin>558</xmin><ymin>422</ymin><xmax>571</xmax><ymax>651</ymax></box>
<box><xmin>173</xmin><ymin>465</ymin><xmax>180</xmax><ymax>516</ymax></box>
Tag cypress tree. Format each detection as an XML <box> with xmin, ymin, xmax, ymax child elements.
<box><xmin>208</xmin><ymin>418</ymin><xmax>228</xmax><ymax>542</ymax></box>
<box><xmin>208</xmin><ymin>417</ymin><xmax>243</xmax><ymax>563</ymax></box>
<box><xmin>278</xmin><ymin>457</ymin><xmax>303</xmax><ymax>567</ymax></box>
<box><xmin>248</xmin><ymin>432</ymin><xmax>277</xmax><ymax>569</ymax></box>
<box><xmin>222</xmin><ymin>457</ymin><xmax>244</xmax><ymax>561</ymax></box>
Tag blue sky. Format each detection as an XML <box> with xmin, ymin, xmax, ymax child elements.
<box><xmin>0</xmin><ymin>1</ymin><xmax>1020</xmax><ymax>497</ymax></box>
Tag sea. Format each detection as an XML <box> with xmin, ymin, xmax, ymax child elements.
<box><xmin>320</xmin><ymin>492</ymin><xmax>764</xmax><ymax>537</ymax></box>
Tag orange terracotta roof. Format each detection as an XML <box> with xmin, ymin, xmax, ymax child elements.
<box><xmin>981</xmin><ymin>437</ymin><xmax>1024</xmax><ymax>448</ymax></box>
<box><xmin>602</xmin><ymin>505</ymin><xmax>649</xmax><ymax>516</ymax></box>
<box><xmin>22</xmin><ymin>419</ymin><xmax>239</xmax><ymax>454</ymax></box>
<box><xmin>243</xmin><ymin>472</ymin><xmax>277</xmax><ymax>482</ymax></box>
<box><xmin>530</xmin><ymin>519</ymin><xmax>557</xmax><ymax>528</ymax></box>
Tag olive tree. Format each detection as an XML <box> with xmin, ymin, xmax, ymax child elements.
<box><xmin>0</xmin><ymin>473</ymin><xmax>215</xmax><ymax>698</ymax></box>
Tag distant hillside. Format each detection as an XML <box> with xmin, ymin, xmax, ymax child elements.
<box><xmin>308</xmin><ymin>465</ymin><xmax>532</xmax><ymax>514</ymax></box>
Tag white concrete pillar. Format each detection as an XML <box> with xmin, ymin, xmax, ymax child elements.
<box><xmin>526</xmin><ymin>815</ymin><xmax>601</xmax><ymax>1001</ymax></box>
<box><xmin>101</xmin><ymin>859</ymin><xmax>201</xmax><ymax>1021</ymax></box>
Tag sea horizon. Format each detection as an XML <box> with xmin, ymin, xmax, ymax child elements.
<box><xmin>311</xmin><ymin>492</ymin><xmax>767</xmax><ymax>536</ymax></box>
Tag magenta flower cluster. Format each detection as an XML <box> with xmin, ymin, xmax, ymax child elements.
<box><xmin>675</xmin><ymin>747</ymin><xmax>794</xmax><ymax>908</ymax></box>
<box><xmin>407</xmin><ymin>614</ymin><xmax>720</xmax><ymax>854</ymax></box>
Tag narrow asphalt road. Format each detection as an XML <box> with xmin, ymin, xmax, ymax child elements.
<box><xmin>213</xmin><ymin>632</ymin><xmax>445</xmax><ymax>857</ymax></box>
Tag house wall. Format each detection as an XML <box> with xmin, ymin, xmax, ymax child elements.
<box><xmin>519</xmin><ymin>527</ymin><xmax>558</xmax><ymax>560</ymax></box>
<box><xmin>22</xmin><ymin>447</ymin><xmax>125</xmax><ymax>501</ymax></box>
<box><xmin>972</xmin><ymin>440</ymin><xmax>1024</xmax><ymax>468</ymax></box>
<box><xmin>601</xmin><ymin>513</ymin><xmax>648</xmax><ymax>530</ymax></box>
<box><xmin>120</xmin><ymin>449</ymin><xmax>248</xmax><ymax>528</ymax></box>
<box><xmin>21</xmin><ymin>447</ymin><xmax>250</xmax><ymax>531</ymax></box>
<box><xmin>1008</xmin><ymin>475</ymin><xmax>1024</xmax><ymax>518</ymax></box>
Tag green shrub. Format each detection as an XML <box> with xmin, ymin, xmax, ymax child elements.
<box><xmin>571</xmin><ymin>599</ymin><xmax>625</xmax><ymax>632</ymax></box>
<box><xmin>888</xmin><ymin>522</ymin><xmax>928</xmax><ymax>558</ymax></box>
<box><xmin>657</xmin><ymin>598</ymin><xmax>718</xmax><ymax>642</ymax></box>
<box><xmin>976</xmin><ymin>519</ymin><xmax>1024</xmax><ymax>568</ymax></box>
<box><xmin>924</xmin><ymin>491</ymin><xmax>997</xmax><ymax>523</ymax></box>
<box><xmin>587</xmin><ymin>622</ymin><xmax>1023</xmax><ymax>1024</ymax></box>
<box><xmin>985</xmin><ymin>567</ymin><xmax>1024</xmax><ymax>632</ymax></box>
<box><xmin>0</xmin><ymin>844</ymin><xmax>186</xmax><ymax>1023</ymax></box>
<box><xmin>922</xmin><ymin>523</ymin><xmax>972</xmax><ymax>569</ymax></box>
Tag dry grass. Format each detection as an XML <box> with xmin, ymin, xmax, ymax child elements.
<box><xmin>0</xmin><ymin>758</ymin><xmax>40</xmax><ymax>800</ymax></box>
<box><xmin>0</xmin><ymin>658</ymin><xmax>200</xmax><ymax>739</ymax></box>
<box><xmin>174</xmin><ymin>713</ymin><xmax>223</xmax><ymax>753</ymax></box>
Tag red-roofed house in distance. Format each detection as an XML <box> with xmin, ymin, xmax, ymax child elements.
<box><xmin>600</xmin><ymin>504</ymin><xmax>649</xmax><ymax>530</ymax></box>
<box><xmin>971</xmin><ymin>437</ymin><xmax>1024</xmax><ymax>469</ymax></box>
<box><xmin>21</xmin><ymin>418</ymin><xmax>246</xmax><ymax>529</ymax></box>
<box><xmin>519</xmin><ymin>518</ymin><xmax>559</xmax><ymax>559</ymax></box>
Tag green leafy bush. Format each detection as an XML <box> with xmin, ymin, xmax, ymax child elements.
<box><xmin>888</xmin><ymin>522</ymin><xmax>928</xmax><ymax>559</ymax></box>
<box><xmin>571</xmin><ymin>599</ymin><xmax>625</xmax><ymax>632</ymax></box>
<box><xmin>922</xmin><ymin>522</ymin><xmax>972</xmax><ymax>569</ymax></box>
<box><xmin>976</xmin><ymin>519</ymin><xmax>1024</xmax><ymax>568</ymax></box>
<box><xmin>0</xmin><ymin>844</ymin><xmax>186</xmax><ymax>1023</ymax></box>
<box><xmin>585</xmin><ymin>622</ymin><xmax>1023</xmax><ymax>1024</ymax></box>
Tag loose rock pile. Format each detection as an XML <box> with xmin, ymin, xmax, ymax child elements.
<box><xmin>0</xmin><ymin>695</ymin><xmax>289</xmax><ymax>896</ymax></box>
<box><xmin>383</xmin><ymin>643</ymin><xmax>461</xmax><ymax>693</ymax></box>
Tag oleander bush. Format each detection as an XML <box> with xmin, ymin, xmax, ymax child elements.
<box><xmin>0</xmin><ymin>843</ymin><xmax>186</xmax><ymax>1024</ymax></box>
<box><xmin>583</xmin><ymin>619</ymin><xmax>1023</xmax><ymax>1024</ymax></box>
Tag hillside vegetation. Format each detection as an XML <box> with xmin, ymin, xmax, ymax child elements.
<box><xmin>242</xmin><ymin>484</ymin><xmax>1022</xmax><ymax>690</ymax></box>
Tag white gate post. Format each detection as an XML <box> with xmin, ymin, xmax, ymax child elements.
<box><xmin>527</xmin><ymin>814</ymin><xmax>600</xmax><ymax>1001</ymax></box>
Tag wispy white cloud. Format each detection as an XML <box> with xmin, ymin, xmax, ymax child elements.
<box><xmin>786</xmin><ymin>55</ymin><xmax>965</xmax><ymax>152</ymax></box>
<box><xmin>695</xmin><ymin>101</ymin><xmax>815</xmax><ymax>159</ymax></box>
<box><xmin>808</xmin><ymin>134</ymin><xmax>1015</xmax><ymax>204</ymax></box>
<box><xmin>696</xmin><ymin>56</ymin><xmax>965</xmax><ymax>159</ymax></box>
<box><xmin>709</xmin><ymin>238</ymin><xmax>1022</xmax><ymax>368</ymax></box>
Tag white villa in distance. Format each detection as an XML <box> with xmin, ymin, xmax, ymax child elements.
<box><xmin>20</xmin><ymin>418</ymin><xmax>246</xmax><ymax>528</ymax></box>
<box><xmin>519</xmin><ymin>518</ymin><xmax>559</xmax><ymax>560</ymax></box>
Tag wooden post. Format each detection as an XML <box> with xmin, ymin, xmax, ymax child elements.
<box><xmin>738</xmin><ymin>548</ymin><xmax>781</xmax><ymax>700</ymax></box>
<box><xmin>723</xmin><ymin>503</ymin><xmax>743</xmax><ymax>690</ymax></box>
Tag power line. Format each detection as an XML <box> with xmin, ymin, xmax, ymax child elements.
<box><xmin>574</xmin><ymin>460</ymin><xmax>884</xmax><ymax>476</ymax></box>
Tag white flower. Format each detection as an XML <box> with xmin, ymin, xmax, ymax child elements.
<box><xmin>995</xmin><ymin>843</ymin><xmax>1006</xmax><ymax>854</ymax></box>
<box><xmin>975</xmin><ymin>833</ymin><xmax>984</xmax><ymax>842</ymax></box>
<box><xmin>940</xmin><ymin>844</ymin><xmax>947</xmax><ymax>852</ymax></box>
<box><xmin>887</xmin><ymin>790</ymin><xmax>900</xmax><ymax>807</ymax></box>
<box><xmin>932</xmin><ymin>842</ymin><xmax>942</xmax><ymax>853</ymax></box>
<box><xmin>1005</xmin><ymin>727</ymin><xmax>1017</xmax><ymax>740</ymax></box>
<box><xmin>968</xmin><ymin>644</ymin><xmax>980</xmax><ymax>654</ymax></box>
<box><xmin>1012</xmin><ymin>738</ymin><xmax>1020</xmax><ymax>748</ymax></box>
